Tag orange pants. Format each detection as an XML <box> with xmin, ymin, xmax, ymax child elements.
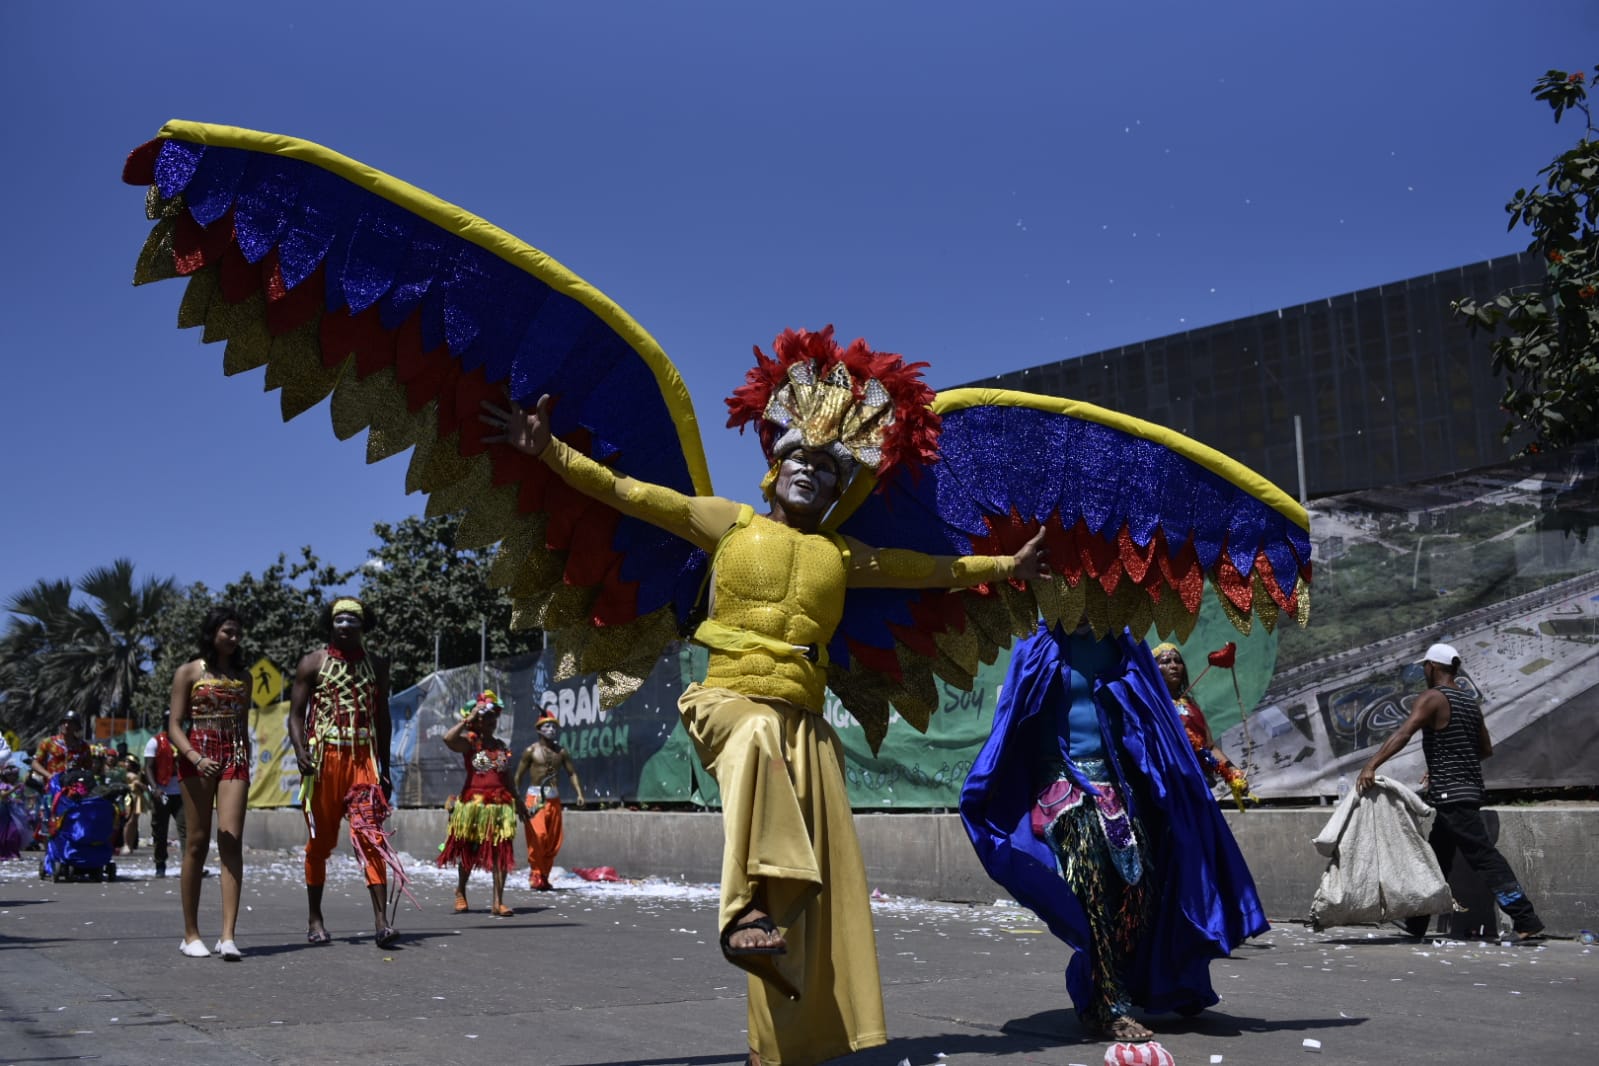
<box><xmin>303</xmin><ymin>745</ymin><xmax>384</xmax><ymax>886</ymax></box>
<box><xmin>523</xmin><ymin>796</ymin><xmax>564</xmax><ymax>887</ymax></box>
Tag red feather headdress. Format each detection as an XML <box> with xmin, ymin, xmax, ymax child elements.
<box><xmin>724</xmin><ymin>326</ymin><xmax>941</xmax><ymax>486</ymax></box>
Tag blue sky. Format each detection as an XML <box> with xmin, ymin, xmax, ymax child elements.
<box><xmin>1</xmin><ymin>1</ymin><xmax>1591</xmax><ymax>610</ymax></box>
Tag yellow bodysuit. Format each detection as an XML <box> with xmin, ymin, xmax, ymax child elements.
<box><xmin>542</xmin><ymin>438</ymin><xmax>1016</xmax><ymax>1066</ymax></box>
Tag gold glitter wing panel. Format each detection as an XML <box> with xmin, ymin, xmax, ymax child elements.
<box><xmin>826</xmin><ymin>389</ymin><xmax>1311</xmax><ymax>753</ymax></box>
<box><xmin>123</xmin><ymin>121</ymin><xmax>717</xmax><ymax>705</ymax></box>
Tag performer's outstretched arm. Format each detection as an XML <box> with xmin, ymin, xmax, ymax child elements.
<box><xmin>841</xmin><ymin>526</ymin><xmax>1048</xmax><ymax>590</ymax></box>
<box><xmin>483</xmin><ymin>395</ymin><xmax>741</xmax><ymax>550</ymax></box>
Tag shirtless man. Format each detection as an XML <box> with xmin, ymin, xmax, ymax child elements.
<box><xmin>513</xmin><ymin>711</ymin><xmax>585</xmax><ymax>890</ymax></box>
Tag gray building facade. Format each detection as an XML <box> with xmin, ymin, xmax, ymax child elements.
<box><xmin>956</xmin><ymin>252</ymin><xmax>1544</xmax><ymax>498</ymax></box>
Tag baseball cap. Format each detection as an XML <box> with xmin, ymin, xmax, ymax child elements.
<box><xmin>1418</xmin><ymin>643</ymin><xmax>1461</xmax><ymax>667</ymax></box>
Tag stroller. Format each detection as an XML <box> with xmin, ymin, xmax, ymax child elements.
<box><xmin>38</xmin><ymin>770</ymin><xmax>118</xmax><ymax>882</ymax></box>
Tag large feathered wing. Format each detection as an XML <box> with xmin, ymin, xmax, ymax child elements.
<box><xmin>825</xmin><ymin>388</ymin><xmax>1311</xmax><ymax>752</ymax></box>
<box><xmin>123</xmin><ymin>120</ymin><xmax>714</xmax><ymax>703</ymax></box>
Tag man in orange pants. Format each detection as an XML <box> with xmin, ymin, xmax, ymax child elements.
<box><xmin>514</xmin><ymin>711</ymin><xmax>585</xmax><ymax>889</ymax></box>
<box><xmin>289</xmin><ymin>597</ymin><xmax>396</xmax><ymax>947</ymax></box>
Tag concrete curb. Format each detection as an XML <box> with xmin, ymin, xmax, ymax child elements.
<box><xmin>241</xmin><ymin>804</ymin><xmax>1597</xmax><ymax>935</ymax></box>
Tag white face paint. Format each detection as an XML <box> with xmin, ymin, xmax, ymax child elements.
<box><xmin>538</xmin><ymin>722</ymin><xmax>557</xmax><ymax>740</ymax></box>
<box><xmin>773</xmin><ymin>447</ymin><xmax>842</xmax><ymax>521</ymax></box>
<box><xmin>331</xmin><ymin>612</ymin><xmax>365</xmax><ymax>645</ymax></box>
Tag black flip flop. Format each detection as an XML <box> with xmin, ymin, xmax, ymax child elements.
<box><xmin>306</xmin><ymin>929</ymin><xmax>332</xmax><ymax>945</ymax></box>
<box><xmin>721</xmin><ymin>915</ymin><xmax>786</xmax><ymax>959</ymax></box>
<box><xmin>375</xmin><ymin>926</ymin><xmax>400</xmax><ymax>949</ymax></box>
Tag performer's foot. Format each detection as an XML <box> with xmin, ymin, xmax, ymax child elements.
<box><xmin>528</xmin><ymin>871</ymin><xmax>549</xmax><ymax>891</ymax></box>
<box><xmin>1102</xmin><ymin>1015</ymin><xmax>1154</xmax><ymax>1042</ymax></box>
<box><xmin>178</xmin><ymin>937</ymin><xmax>210</xmax><ymax>958</ymax></box>
<box><xmin>453</xmin><ymin>890</ymin><xmax>469</xmax><ymax>913</ymax></box>
<box><xmin>375</xmin><ymin>926</ymin><xmax>400</xmax><ymax>949</ymax></box>
<box><xmin>721</xmin><ymin>908</ymin><xmax>786</xmax><ymax>958</ymax></box>
<box><xmin>491</xmin><ymin>903</ymin><xmax>514</xmax><ymax>918</ymax></box>
<box><xmin>306</xmin><ymin>917</ymin><xmax>331</xmax><ymax>944</ymax></box>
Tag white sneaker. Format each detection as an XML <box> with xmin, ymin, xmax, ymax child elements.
<box><xmin>214</xmin><ymin>939</ymin><xmax>243</xmax><ymax>961</ymax></box>
<box><xmin>178</xmin><ymin>938</ymin><xmax>210</xmax><ymax>958</ymax></box>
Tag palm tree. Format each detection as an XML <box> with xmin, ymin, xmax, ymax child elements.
<box><xmin>1</xmin><ymin>562</ymin><xmax>177</xmax><ymax>739</ymax></box>
<box><xmin>0</xmin><ymin>579</ymin><xmax>77</xmax><ymax>737</ymax></box>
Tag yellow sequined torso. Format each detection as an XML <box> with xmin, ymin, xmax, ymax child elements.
<box><xmin>702</xmin><ymin>515</ymin><xmax>846</xmax><ymax>711</ymax></box>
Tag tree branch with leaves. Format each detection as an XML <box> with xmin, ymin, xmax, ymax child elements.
<box><xmin>1455</xmin><ymin>65</ymin><xmax>1599</xmax><ymax>453</ymax></box>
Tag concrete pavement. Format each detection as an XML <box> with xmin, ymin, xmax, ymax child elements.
<box><xmin>2</xmin><ymin>848</ymin><xmax>1591</xmax><ymax>1066</ymax></box>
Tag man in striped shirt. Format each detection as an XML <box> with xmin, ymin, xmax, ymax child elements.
<box><xmin>1356</xmin><ymin>643</ymin><xmax>1545</xmax><ymax>942</ymax></box>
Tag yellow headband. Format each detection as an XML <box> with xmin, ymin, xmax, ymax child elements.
<box><xmin>1151</xmin><ymin>642</ymin><xmax>1181</xmax><ymax>659</ymax></box>
<box><xmin>332</xmin><ymin>598</ymin><xmax>365</xmax><ymax>619</ymax></box>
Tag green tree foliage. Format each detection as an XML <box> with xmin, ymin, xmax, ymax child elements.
<box><xmin>220</xmin><ymin>547</ymin><xmax>351</xmax><ymax>679</ymax></box>
<box><xmin>356</xmin><ymin>514</ymin><xmax>543</xmax><ymax>694</ymax></box>
<box><xmin>133</xmin><ymin>581</ymin><xmax>216</xmax><ymax>727</ymax></box>
<box><xmin>0</xmin><ymin>579</ymin><xmax>75</xmax><ymax>736</ymax></box>
<box><xmin>1455</xmin><ymin>65</ymin><xmax>1599</xmax><ymax>452</ymax></box>
<box><xmin>5</xmin><ymin>522</ymin><xmax>542</xmax><ymax>734</ymax></box>
<box><xmin>134</xmin><ymin>548</ymin><xmax>351</xmax><ymax>725</ymax></box>
<box><xmin>0</xmin><ymin>561</ymin><xmax>177</xmax><ymax>738</ymax></box>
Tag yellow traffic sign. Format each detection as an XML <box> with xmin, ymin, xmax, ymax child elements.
<box><xmin>250</xmin><ymin>658</ymin><xmax>284</xmax><ymax>708</ymax></box>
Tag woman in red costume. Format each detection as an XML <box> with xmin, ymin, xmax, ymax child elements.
<box><xmin>169</xmin><ymin>606</ymin><xmax>251</xmax><ymax>960</ymax></box>
<box><xmin>1152</xmin><ymin>643</ymin><xmax>1255</xmax><ymax>808</ymax></box>
<box><xmin>439</xmin><ymin>690</ymin><xmax>524</xmax><ymax>917</ymax></box>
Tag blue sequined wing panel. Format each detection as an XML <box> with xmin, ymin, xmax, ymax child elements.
<box><xmin>124</xmin><ymin>120</ymin><xmax>711</xmax><ymax>699</ymax></box>
<box><xmin>825</xmin><ymin>388</ymin><xmax>1311</xmax><ymax>750</ymax></box>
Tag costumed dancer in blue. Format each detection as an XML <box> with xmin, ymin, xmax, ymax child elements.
<box><xmin>960</xmin><ymin>620</ymin><xmax>1269</xmax><ymax>1043</ymax></box>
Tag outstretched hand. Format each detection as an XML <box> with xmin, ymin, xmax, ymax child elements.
<box><xmin>1012</xmin><ymin>526</ymin><xmax>1051</xmax><ymax>582</ymax></box>
<box><xmin>480</xmin><ymin>394</ymin><xmax>553</xmax><ymax>457</ymax></box>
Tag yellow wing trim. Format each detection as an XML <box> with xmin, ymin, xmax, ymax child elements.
<box><xmin>154</xmin><ymin>119</ymin><xmax>714</xmax><ymax>496</ymax></box>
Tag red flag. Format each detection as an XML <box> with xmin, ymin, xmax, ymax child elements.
<box><xmin>1208</xmin><ymin>642</ymin><xmax>1237</xmax><ymax>669</ymax></box>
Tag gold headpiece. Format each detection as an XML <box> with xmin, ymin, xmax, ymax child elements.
<box><xmin>725</xmin><ymin>326</ymin><xmax>940</xmax><ymax>487</ymax></box>
<box><xmin>765</xmin><ymin>360</ymin><xmax>892</xmax><ymax>472</ymax></box>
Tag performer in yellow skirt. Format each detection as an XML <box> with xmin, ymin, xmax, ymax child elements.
<box><xmin>484</xmin><ymin>328</ymin><xmax>1049</xmax><ymax>1066</ymax></box>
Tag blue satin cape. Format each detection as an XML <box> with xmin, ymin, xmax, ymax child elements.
<box><xmin>959</xmin><ymin>622</ymin><xmax>1269</xmax><ymax>1016</ymax></box>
